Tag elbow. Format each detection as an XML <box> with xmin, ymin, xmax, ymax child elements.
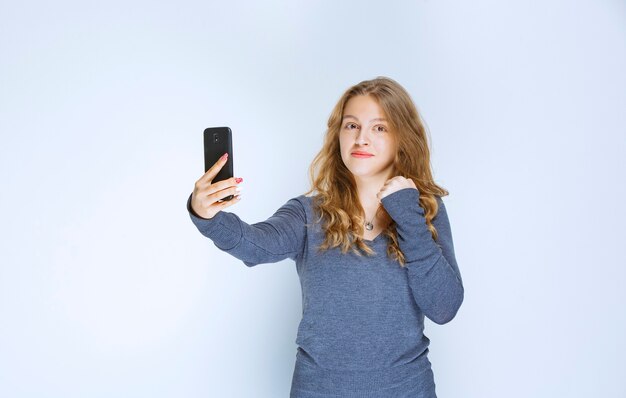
<box><xmin>430</xmin><ymin>308</ymin><xmax>460</xmax><ymax>325</ymax></box>
<box><xmin>430</xmin><ymin>284</ymin><xmax>464</xmax><ymax>325</ymax></box>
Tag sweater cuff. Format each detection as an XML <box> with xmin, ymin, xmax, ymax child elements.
<box><xmin>380</xmin><ymin>188</ymin><xmax>441</xmax><ymax>264</ymax></box>
<box><xmin>380</xmin><ymin>188</ymin><xmax>422</xmax><ymax>220</ymax></box>
<box><xmin>186</xmin><ymin>193</ymin><xmax>242</xmax><ymax>249</ymax></box>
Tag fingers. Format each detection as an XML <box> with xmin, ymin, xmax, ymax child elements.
<box><xmin>196</xmin><ymin>194</ymin><xmax>242</xmax><ymax>219</ymax></box>
<box><xmin>383</xmin><ymin>176</ymin><xmax>414</xmax><ymax>188</ymax></box>
<box><xmin>215</xmin><ymin>193</ymin><xmax>242</xmax><ymax>208</ymax></box>
<box><xmin>199</xmin><ymin>152</ymin><xmax>229</xmax><ymax>185</ymax></box>
<box><xmin>191</xmin><ymin>169</ymin><xmax>243</xmax><ymax>219</ymax></box>
<box><xmin>207</xmin><ymin>176</ymin><xmax>242</xmax><ymax>194</ymax></box>
<box><xmin>194</xmin><ymin>177</ymin><xmax>242</xmax><ymax>203</ymax></box>
<box><xmin>377</xmin><ymin>176</ymin><xmax>417</xmax><ymax>202</ymax></box>
<box><xmin>190</xmin><ymin>186</ymin><xmax>242</xmax><ymax>219</ymax></box>
<box><xmin>381</xmin><ymin>177</ymin><xmax>401</xmax><ymax>191</ymax></box>
<box><xmin>207</xmin><ymin>184</ymin><xmax>242</xmax><ymax>203</ymax></box>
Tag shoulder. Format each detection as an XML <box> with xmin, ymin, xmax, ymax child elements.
<box><xmin>294</xmin><ymin>193</ymin><xmax>315</xmax><ymax>203</ymax></box>
<box><xmin>273</xmin><ymin>194</ymin><xmax>316</xmax><ymax>223</ymax></box>
<box><xmin>291</xmin><ymin>193</ymin><xmax>319</xmax><ymax>208</ymax></box>
<box><xmin>285</xmin><ymin>194</ymin><xmax>314</xmax><ymax>211</ymax></box>
<box><xmin>432</xmin><ymin>195</ymin><xmax>452</xmax><ymax>229</ymax></box>
<box><xmin>288</xmin><ymin>194</ymin><xmax>322</xmax><ymax>225</ymax></box>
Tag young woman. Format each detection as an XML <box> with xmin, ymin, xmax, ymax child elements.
<box><xmin>187</xmin><ymin>77</ymin><xmax>464</xmax><ymax>397</ymax></box>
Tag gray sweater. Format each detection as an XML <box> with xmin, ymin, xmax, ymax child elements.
<box><xmin>187</xmin><ymin>188</ymin><xmax>464</xmax><ymax>397</ymax></box>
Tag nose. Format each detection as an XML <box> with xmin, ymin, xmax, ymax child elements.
<box><xmin>355</xmin><ymin>129</ymin><xmax>369</xmax><ymax>146</ymax></box>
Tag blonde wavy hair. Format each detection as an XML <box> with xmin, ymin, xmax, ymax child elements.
<box><xmin>304</xmin><ymin>76</ymin><xmax>449</xmax><ymax>267</ymax></box>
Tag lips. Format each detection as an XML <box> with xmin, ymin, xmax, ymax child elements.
<box><xmin>351</xmin><ymin>151</ymin><xmax>374</xmax><ymax>158</ymax></box>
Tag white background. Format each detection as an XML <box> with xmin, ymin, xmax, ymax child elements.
<box><xmin>1</xmin><ymin>0</ymin><xmax>625</xmax><ymax>397</ymax></box>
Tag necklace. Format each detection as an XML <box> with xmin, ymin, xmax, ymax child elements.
<box><xmin>364</xmin><ymin>205</ymin><xmax>380</xmax><ymax>231</ymax></box>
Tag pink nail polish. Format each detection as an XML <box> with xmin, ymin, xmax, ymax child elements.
<box><xmin>221</xmin><ymin>153</ymin><xmax>228</xmax><ymax>161</ymax></box>
<box><xmin>235</xmin><ymin>177</ymin><xmax>243</xmax><ymax>184</ymax></box>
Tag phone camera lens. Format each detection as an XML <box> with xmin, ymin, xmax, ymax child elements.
<box><xmin>213</xmin><ymin>133</ymin><xmax>219</xmax><ymax>143</ymax></box>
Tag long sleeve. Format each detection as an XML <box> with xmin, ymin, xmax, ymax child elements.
<box><xmin>380</xmin><ymin>188</ymin><xmax>464</xmax><ymax>325</ymax></box>
<box><xmin>186</xmin><ymin>193</ymin><xmax>307</xmax><ymax>267</ymax></box>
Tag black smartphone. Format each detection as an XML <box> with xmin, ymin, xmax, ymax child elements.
<box><xmin>203</xmin><ymin>126</ymin><xmax>234</xmax><ymax>201</ymax></box>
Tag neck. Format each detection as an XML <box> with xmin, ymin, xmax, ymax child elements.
<box><xmin>353</xmin><ymin>173</ymin><xmax>390</xmax><ymax>209</ymax></box>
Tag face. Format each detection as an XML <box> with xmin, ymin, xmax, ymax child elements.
<box><xmin>339</xmin><ymin>95</ymin><xmax>397</xmax><ymax>181</ymax></box>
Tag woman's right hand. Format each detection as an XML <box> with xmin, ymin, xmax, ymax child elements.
<box><xmin>190</xmin><ymin>153</ymin><xmax>243</xmax><ymax>219</ymax></box>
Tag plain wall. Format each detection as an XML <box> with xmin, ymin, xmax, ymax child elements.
<box><xmin>1</xmin><ymin>0</ymin><xmax>624</xmax><ymax>397</ymax></box>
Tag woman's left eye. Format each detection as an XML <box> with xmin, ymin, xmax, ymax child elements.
<box><xmin>375</xmin><ymin>125</ymin><xmax>387</xmax><ymax>132</ymax></box>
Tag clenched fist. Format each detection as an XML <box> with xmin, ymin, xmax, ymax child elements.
<box><xmin>376</xmin><ymin>176</ymin><xmax>417</xmax><ymax>202</ymax></box>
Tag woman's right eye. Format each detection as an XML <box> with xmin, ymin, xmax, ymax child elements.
<box><xmin>345</xmin><ymin>123</ymin><xmax>358</xmax><ymax>130</ymax></box>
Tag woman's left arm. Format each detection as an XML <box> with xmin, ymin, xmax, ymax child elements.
<box><xmin>381</xmin><ymin>188</ymin><xmax>464</xmax><ymax>325</ymax></box>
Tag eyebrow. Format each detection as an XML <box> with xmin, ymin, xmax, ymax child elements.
<box><xmin>342</xmin><ymin>115</ymin><xmax>388</xmax><ymax>123</ymax></box>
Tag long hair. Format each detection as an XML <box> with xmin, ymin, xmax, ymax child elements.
<box><xmin>304</xmin><ymin>76</ymin><xmax>449</xmax><ymax>267</ymax></box>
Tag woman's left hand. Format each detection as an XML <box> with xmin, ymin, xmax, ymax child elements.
<box><xmin>376</xmin><ymin>176</ymin><xmax>417</xmax><ymax>202</ymax></box>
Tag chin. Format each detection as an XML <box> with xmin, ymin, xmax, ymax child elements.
<box><xmin>347</xmin><ymin>168</ymin><xmax>381</xmax><ymax>179</ymax></box>
<box><xmin>344</xmin><ymin>164</ymin><xmax>366</xmax><ymax>175</ymax></box>
<box><xmin>342</xmin><ymin>158</ymin><xmax>391</xmax><ymax>179</ymax></box>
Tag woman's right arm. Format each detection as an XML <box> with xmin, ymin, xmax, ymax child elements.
<box><xmin>187</xmin><ymin>152</ymin><xmax>306</xmax><ymax>267</ymax></box>
<box><xmin>187</xmin><ymin>194</ymin><xmax>306</xmax><ymax>266</ymax></box>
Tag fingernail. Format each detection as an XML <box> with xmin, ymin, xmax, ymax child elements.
<box><xmin>235</xmin><ymin>186</ymin><xmax>242</xmax><ymax>192</ymax></box>
<box><xmin>235</xmin><ymin>177</ymin><xmax>243</xmax><ymax>183</ymax></box>
<box><xmin>220</xmin><ymin>153</ymin><xmax>228</xmax><ymax>160</ymax></box>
